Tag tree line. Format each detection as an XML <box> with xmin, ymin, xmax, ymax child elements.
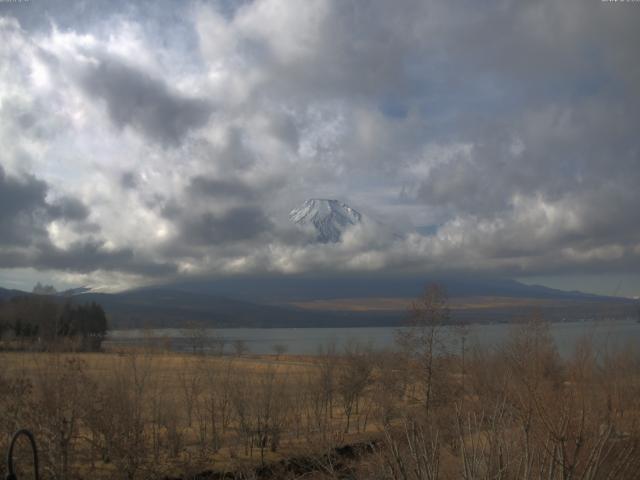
<box><xmin>0</xmin><ymin>294</ymin><xmax>108</xmax><ymax>351</ymax></box>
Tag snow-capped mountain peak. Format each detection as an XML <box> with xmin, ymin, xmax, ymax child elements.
<box><xmin>289</xmin><ymin>199</ymin><xmax>362</xmax><ymax>243</ymax></box>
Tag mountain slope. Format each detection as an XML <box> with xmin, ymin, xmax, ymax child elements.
<box><xmin>2</xmin><ymin>277</ymin><xmax>635</xmax><ymax>329</ymax></box>
<box><xmin>171</xmin><ymin>275</ymin><xmax>622</xmax><ymax>303</ymax></box>
<box><xmin>289</xmin><ymin>199</ymin><xmax>362</xmax><ymax>242</ymax></box>
<box><xmin>75</xmin><ymin>282</ymin><xmax>636</xmax><ymax>328</ymax></box>
<box><xmin>0</xmin><ymin>287</ymin><xmax>26</xmax><ymax>301</ymax></box>
<box><xmin>76</xmin><ymin>288</ymin><xmax>395</xmax><ymax>329</ymax></box>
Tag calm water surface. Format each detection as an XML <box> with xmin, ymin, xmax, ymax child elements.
<box><xmin>107</xmin><ymin>318</ymin><xmax>640</xmax><ymax>357</ymax></box>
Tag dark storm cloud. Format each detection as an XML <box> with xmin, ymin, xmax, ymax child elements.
<box><xmin>0</xmin><ymin>166</ymin><xmax>172</xmax><ymax>275</ymax></box>
<box><xmin>33</xmin><ymin>240</ymin><xmax>178</xmax><ymax>276</ymax></box>
<box><xmin>187</xmin><ymin>176</ymin><xmax>258</xmax><ymax>200</ymax></box>
<box><xmin>0</xmin><ymin>249</ymin><xmax>29</xmax><ymax>269</ymax></box>
<box><xmin>160</xmin><ymin>173</ymin><xmax>279</xmax><ymax>251</ymax></box>
<box><xmin>78</xmin><ymin>55</ymin><xmax>213</xmax><ymax>146</ymax></box>
<box><xmin>181</xmin><ymin>206</ymin><xmax>272</xmax><ymax>246</ymax></box>
<box><xmin>120</xmin><ymin>171</ymin><xmax>138</xmax><ymax>190</ymax></box>
<box><xmin>0</xmin><ymin>166</ymin><xmax>91</xmax><ymax>244</ymax></box>
<box><xmin>411</xmin><ymin>100</ymin><xmax>640</xmax><ymax>251</ymax></box>
<box><xmin>199</xmin><ymin>128</ymin><xmax>257</xmax><ymax>171</ymax></box>
<box><xmin>47</xmin><ymin>196</ymin><xmax>90</xmax><ymax>221</ymax></box>
<box><xmin>0</xmin><ymin>165</ymin><xmax>51</xmax><ymax>245</ymax></box>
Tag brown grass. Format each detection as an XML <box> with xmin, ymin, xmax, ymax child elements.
<box><xmin>2</xmin><ymin>319</ymin><xmax>640</xmax><ymax>480</ymax></box>
<box><xmin>289</xmin><ymin>295</ymin><xmax>595</xmax><ymax>312</ymax></box>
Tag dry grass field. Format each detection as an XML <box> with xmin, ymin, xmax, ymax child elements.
<box><xmin>0</xmin><ymin>347</ymin><xmax>391</xmax><ymax>479</ymax></box>
<box><xmin>3</xmin><ymin>316</ymin><xmax>640</xmax><ymax>479</ymax></box>
<box><xmin>289</xmin><ymin>295</ymin><xmax>617</xmax><ymax>312</ymax></box>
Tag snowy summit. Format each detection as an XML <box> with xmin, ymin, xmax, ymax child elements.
<box><xmin>289</xmin><ymin>199</ymin><xmax>362</xmax><ymax>243</ymax></box>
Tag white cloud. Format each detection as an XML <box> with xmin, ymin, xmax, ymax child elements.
<box><xmin>0</xmin><ymin>0</ymin><xmax>639</xmax><ymax>291</ymax></box>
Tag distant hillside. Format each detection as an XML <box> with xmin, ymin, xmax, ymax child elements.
<box><xmin>168</xmin><ymin>275</ymin><xmax>620</xmax><ymax>303</ymax></box>
<box><xmin>76</xmin><ymin>288</ymin><xmax>397</xmax><ymax>329</ymax></box>
<box><xmin>1</xmin><ymin>279</ymin><xmax>635</xmax><ymax>330</ymax></box>
<box><xmin>0</xmin><ymin>287</ymin><xmax>28</xmax><ymax>301</ymax></box>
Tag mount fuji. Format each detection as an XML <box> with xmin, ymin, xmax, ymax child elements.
<box><xmin>289</xmin><ymin>199</ymin><xmax>363</xmax><ymax>243</ymax></box>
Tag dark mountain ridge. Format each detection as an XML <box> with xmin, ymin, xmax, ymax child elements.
<box><xmin>1</xmin><ymin>276</ymin><xmax>635</xmax><ymax>329</ymax></box>
<box><xmin>166</xmin><ymin>274</ymin><xmax>620</xmax><ymax>303</ymax></box>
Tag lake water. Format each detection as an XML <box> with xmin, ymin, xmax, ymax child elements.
<box><xmin>106</xmin><ymin>318</ymin><xmax>640</xmax><ymax>358</ymax></box>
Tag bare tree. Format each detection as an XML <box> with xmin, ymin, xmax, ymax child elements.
<box><xmin>233</xmin><ymin>338</ymin><xmax>249</xmax><ymax>357</ymax></box>
<box><xmin>316</xmin><ymin>341</ymin><xmax>338</xmax><ymax>434</ymax></box>
<box><xmin>200</xmin><ymin>358</ymin><xmax>235</xmax><ymax>452</ymax></box>
<box><xmin>210</xmin><ymin>332</ymin><xmax>226</xmax><ymax>356</ymax></box>
<box><xmin>396</xmin><ymin>283</ymin><xmax>450</xmax><ymax>417</ymax></box>
<box><xmin>454</xmin><ymin>321</ymin><xmax>471</xmax><ymax>403</ymax></box>
<box><xmin>183</xmin><ymin>321</ymin><xmax>208</xmax><ymax>355</ymax></box>
<box><xmin>177</xmin><ymin>356</ymin><xmax>202</xmax><ymax>427</ymax></box>
<box><xmin>229</xmin><ymin>374</ymin><xmax>254</xmax><ymax>457</ymax></box>
<box><xmin>104</xmin><ymin>353</ymin><xmax>153</xmax><ymax>480</ymax></box>
<box><xmin>371</xmin><ymin>350</ymin><xmax>407</xmax><ymax>429</ymax></box>
<box><xmin>254</xmin><ymin>367</ymin><xmax>290</xmax><ymax>463</ymax></box>
<box><xmin>378</xmin><ymin>417</ymin><xmax>441</xmax><ymax>480</ymax></box>
<box><xmin>29</xmin><ymin>355</ymin><xmax>88</xmax><ymax>480</ymax></box>
<box><xmin>337</xmin><ymin>341</ymin><xmax>373</xmax><ymax>433</ymax></box>
<box><xmin>272</xmin><ymin>343</ymin><xmax>288</xmax><ymax>360</ymax></box>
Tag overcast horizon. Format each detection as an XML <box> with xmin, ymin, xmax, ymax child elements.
<box><xmin>1</xmin><ymin>0</ymin><xmax>639</xmax><ymax>298</ymax></box>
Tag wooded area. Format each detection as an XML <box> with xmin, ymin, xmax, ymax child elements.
<box><xmin>0</xmin><ymin>295</ymin><xmax>108</xmax><ymax>351</ymax></box>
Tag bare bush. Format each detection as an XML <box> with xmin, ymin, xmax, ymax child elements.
<box><xmin>27</xmin><ymin>356</ymin><xmax>88</xmax><ymax>480</ymax></box>
<box><xmin>337</xmin><ymin>342</ymin><xmax>373</xmax><ymax>433</ymax></box>
<box><xmin>378</xmin><ymin>417</ymin><xmax>441</xmax><ymax>480</ymax></box>
<box><xmin>272</xmin><ymin>344</ymin><xmax>288</xmax><ymax>359</ymax></box>
<box><xmin>83</xmin><ymin>354</ymin><xmax>152</xmax><ymax>479</ymax></box>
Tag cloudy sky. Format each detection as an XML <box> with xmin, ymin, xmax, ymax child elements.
<box><xmin>0</xmin><ymin>0</ymin><xmax>639</xmax><ymax>296</ymax></box>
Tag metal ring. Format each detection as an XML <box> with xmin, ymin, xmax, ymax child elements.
<box><xmin>6</xmin><ymin>430</ymin><xmax>39</xmax><ymax>480</ymax></box>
